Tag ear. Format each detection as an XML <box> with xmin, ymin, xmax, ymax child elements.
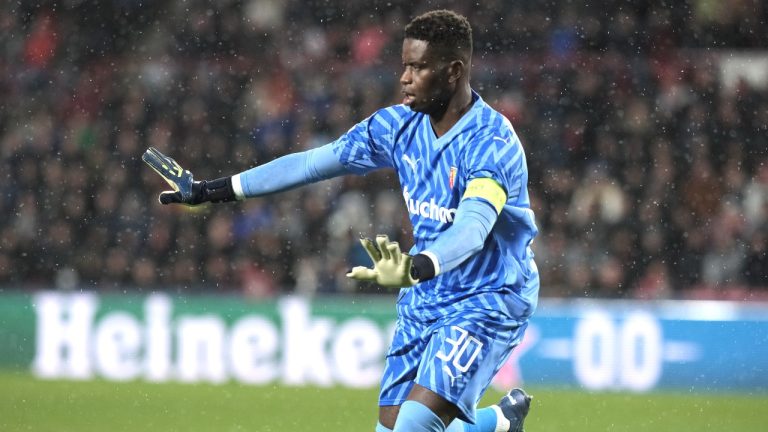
<box><xmin>447</xmin><ymin>60</ymin><xmax>465</xmax><ymax>84</ymax></box>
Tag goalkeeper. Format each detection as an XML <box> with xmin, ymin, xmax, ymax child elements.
<box><xmin>145</xmin><ymin>10</ymin><xmax>538</xmax><ymax>432</ymax></box>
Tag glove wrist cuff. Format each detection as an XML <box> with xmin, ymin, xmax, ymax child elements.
<box><xmin>410</xmin><ymin>253</ymin><xmax>436</xmax><ymax>282</ymax></box>
<box><xmin>203</xmin><ymin>177</ymin><xmax>237</xmax><ymax>203</ymax></box>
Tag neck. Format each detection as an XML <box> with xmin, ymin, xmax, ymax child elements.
<box><xmin>429</xmin><ymin>83</ymin><xmax>473</xmax><ymax>137</ymax></box>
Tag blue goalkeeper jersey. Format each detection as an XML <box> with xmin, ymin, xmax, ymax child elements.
<box><xmin>332</xmin><ymin>91</ymin><xmax>539</xmax><ymax>323</ymax></box>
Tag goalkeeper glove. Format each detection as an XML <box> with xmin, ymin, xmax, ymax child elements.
<box><xmin>142</xmin><ymin>146</ymin><xmax>237</xmax><ymax>205</ymax></box>
<box><xmin>346</xmin><ymin>235</ymin><xmax>419</xmax><ymax>288</ymax></box>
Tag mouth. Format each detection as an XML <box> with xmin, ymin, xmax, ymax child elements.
<box><xmin>402</xmin><ymin>91</ymin><xmax>416</xmax><ymax>106</ymax></box>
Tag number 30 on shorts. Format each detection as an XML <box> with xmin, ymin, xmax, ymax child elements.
<box><xmin>435</xmin><ymin>326</ymin><xmax>484</xmax><ymax>372</ymax></box>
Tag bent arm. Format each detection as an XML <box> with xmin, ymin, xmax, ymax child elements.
<box><xmin>410</xmin><ymin>178</ymin><xmax>506</xmax><ymax>281</ymax></box>
<box><xmin>232</xmin><ymin>143</ymin><xmax>349</xmax><ymax>199</ymax></box>
<box><xmin>411</xmin><ymin>198</ymin><xmax>498</xmax><ymax>279</ymax></box>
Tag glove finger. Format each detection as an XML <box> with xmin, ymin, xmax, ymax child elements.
<box><xmin>146</xmin><ymin>164</ymin><xmax>181</xmax><ymax>192</ymax></box>
<box><xmin>142</xmin><ymin>147</ymin><xmax>194</xmax><ymax>200</ymax></box>
<box><xmin>387</xmin><ymin>241</ymin><xmax>402</xmax><ymax>264</ymax></box>
<box><xmin>159</xmin><ymin>191</ymin><xmax>183</xmax><ymax>205</ymax></box>
<box><xmin>376</xmin><ymin>235</ymin><xmax>392</xmax><ymax>261</ymax></box>
<box><xmin>148</xmin><ymin>147</ymin><xmax>184</xmax><ymax>176</ymax></box>
<box><xmin>143</xmin><ymin>147</ymin><xmax>181</xmax><ymax>179</ymax></box>
<box><xmin>359</xmin><ymin>238</ymin><xmax>382</xmax><ymax>262</ymax></box>
<box><xmin>175</xmin><ymin>170</ymin><xmax>194</xmax><ymax>201</ymax></box>
<box><xmin>346</xmin><ymin>266</ymin><xmax>378</xmax><ymax>281</ymax></box>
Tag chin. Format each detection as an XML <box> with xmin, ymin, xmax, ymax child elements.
<box><xmin>407</xmin><ymin>104</ymin><xmax>426</xmax><ymax>113</ymax></box>
<box><xmin>406</xmin><ymin>100</ymin><xmax>433</xmax><ymax>114</ymax></box>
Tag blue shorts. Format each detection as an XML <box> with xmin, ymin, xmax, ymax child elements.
<box><xmin>378</xmin><ymin>306</ymin><xmax>528</xmax><ymax>423</ymax></box>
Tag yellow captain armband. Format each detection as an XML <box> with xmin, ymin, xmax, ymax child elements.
<box><xmin>462</xmin><ymin>178</ymin><xmax>507</xmax><ymax>214</ymax></box>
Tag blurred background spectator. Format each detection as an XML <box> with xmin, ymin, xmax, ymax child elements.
<box><xmin>1</xmin><ymin>0</ymin><xmax>766</xmax><ymax>299</ymax></box>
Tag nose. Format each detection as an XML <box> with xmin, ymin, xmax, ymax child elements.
<box><xmin>400</xmin><ymin>68</ymin><xmax>411</xmax><ymax>86</ymax></box>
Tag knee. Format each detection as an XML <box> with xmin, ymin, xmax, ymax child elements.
<box><xmin>392</xmin><ymin>400</ymin><xmax>445</xmax><ymax>432</ymax></box>
<box><xmin>379</xmin><ymin>405</ymin><xmax>399</xmax><ymax>430</ymax></box>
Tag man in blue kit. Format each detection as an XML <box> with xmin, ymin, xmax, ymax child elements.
<box><xmin>144</xmin><ymin>9</ymin><xmax>539</xmax><ymax>432</ymax></box>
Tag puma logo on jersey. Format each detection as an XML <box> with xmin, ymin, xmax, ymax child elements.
<box><xmin>443</xmin><ymin>365</ymin><xmax>457</xmax><ymax>386</ymax></box>
<box><xmin>402</xmin><ymin>154</ymin><xmax>420</xmax><ymax>172</ymax></box>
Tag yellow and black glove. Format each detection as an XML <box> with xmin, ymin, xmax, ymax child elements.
<box><xmin>346</xmin><ymin>235</ymin><xmax>419</xmax><ymax>288</ymax></box>
<box><xmin>142</xmin><ymin>147</ymin><xmax>236</xmax><ymax>205</ymax></box>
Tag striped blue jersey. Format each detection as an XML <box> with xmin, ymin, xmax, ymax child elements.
<box><xmin>332</xmin><ymin>91</ymin><xmax>539</xmax><ymax>323</ymax></box>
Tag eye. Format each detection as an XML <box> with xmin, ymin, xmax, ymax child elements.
<box><xmin>402</xmin><ymin>62</ymin><xmax>423</xmax><ymax>71</ymax></box>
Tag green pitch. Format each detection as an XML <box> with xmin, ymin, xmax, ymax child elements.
<box><xmin>1</xmin><ymin>371</ymin><xmax>766</xmax><ymax>432</ymax></box>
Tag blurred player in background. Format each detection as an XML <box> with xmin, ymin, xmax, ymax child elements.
<box><xmin>144</xmin><ymin>9</ymin><xmax>538</xmax><ymax>432</ymax></box>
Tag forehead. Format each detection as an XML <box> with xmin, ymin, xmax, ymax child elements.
<box><xmin>401</xmin><ymin>38</ymin><xmax>433</xmax><ymax>62</ymax></box>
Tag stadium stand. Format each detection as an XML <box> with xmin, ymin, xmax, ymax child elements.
<box><xmin>1</xmin><ymin>0</ymin><xmax>766</xmax><ymax>299</ymax></box>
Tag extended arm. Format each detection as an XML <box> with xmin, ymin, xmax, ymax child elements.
<box><xmin>232</xmin><ymin>143</ymin><xmax>347</xmax><ymax>198</ymax></box>
<box><xmin>143</xmin><ymin>143</ymin><xmax>348</xmax><ymax>205</ymax></box>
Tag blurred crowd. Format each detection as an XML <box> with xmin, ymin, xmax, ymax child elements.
<box><xmin>1</xmin><ymin>0</ymin><xmax>767</xmax><ymax>299</ymax></box>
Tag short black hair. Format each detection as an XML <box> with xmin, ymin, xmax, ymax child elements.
<box><xmin>404</xmin><ymin>9</ymin><xmax>472</xmax><ymax>61</ymax></box>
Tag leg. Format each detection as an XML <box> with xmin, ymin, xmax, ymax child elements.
<box><xmin>391</xmin><ymin>399</ymin><xmax>446</xmax><ymax>432</ymax></box>
<box><xmin>378</xmin><ymin>405</ymin><xmax>400</xmax><ymax>430</ymax></box>
<box><xmin>391</xmin><ymin>385</ymin><xmax>532</xmax><ymax>432</ymax></box>
<box><xmin>398</xmin><ymin>383</ymin><xmax>461</xmax><ymax>428</ymax></box>
<box><xmin>445</xmin><ymin>388</ymin><xmax>532</xmax><ymax>432</ymax></box>
<box><xmin>380</xmin><ymin>385</ymin><xmax>457</xmax><ymax>432</ymax></box>
<box><xmin>378</xmin><ymin>313</ymin><xmax>429</xmax><ymax>430</ymax></box>
<box><xmin>382</xmin><ymin>387</ymin><xmax>532</xmax><ymax>432</ymax></box>
<box><xmin>376</xmin><ymin>419</ymin><xmax>393</xmax><ymax>432</ymax></box>
<box><xmin>379</xmin><ymin>308</ymin><xmax>530</xmax><ymax>431</ymax></box>
<box><xmin>404</xmin><ymin>312</ymin><xmax>529</xmax><ymax>431</ymax></box>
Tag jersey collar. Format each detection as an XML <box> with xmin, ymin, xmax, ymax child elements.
<box><xmin>428</xmin><ymin>90</ymin><xmax>483</xmax><ymax>149</ymax></box>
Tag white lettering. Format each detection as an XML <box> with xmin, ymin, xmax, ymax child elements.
<box><xmin>144</xmin><ymin>293</ymin><xmax>172</xmax><ymax>382</ymax></box>
<box><xmin>452</xmin><ymin>335</ymin><xmax>483</xmax><ymax>373</ymax></box>
<box><xmin>573</xmin><ymin>312</ymin><xmax>615</xmax><ymax>390</ymax></box>
<box><xmin>177</xmin><ymin>316</ymin><xmax>227</xmax><ymax>383</ymax></box>
<box><xmin>436</xmin><ymin>326</ymin><xmax>468</xmax><ymax>363</ymax></box>
<box><xmin>573</xmin><ymin>312</ymin><xmax>664</xmax><ymax>391</ymax></box>
<box><xmin>620</xmin><ymin>312</ymin><xmax>662</xmax><ymax>391</ymax></box>
<box><xmin>331</xmin><ymin>318</ymin><xmax>384</xmax><ymax>388</ymax></box>
<box><xmin>435</xmin><ymin>326</ymin><xmax>483</xmax><ymax>373</ymax></box>
<box><xmin>420</xmin><ymin>201</ymin><xmax>430</xmax><ymax>218</ymax></box>
<box><xmin>32</xmin><ymin>292</ymin><xmax>96</xmax><ymax>379</ymax></box>
<box><xmin>228</xmin><ymin>316</ymin><xmax>279</xmax><ymax>384</ymax></box>
<box><xmin>94</xmin><ymin>313</ymin><xmax>142</xmax><ymax>381</ymax></box>
<box><xmin>402</xmin><ymin>187</ymin><xmax>456</xmax><ymax>223</ymax></box>
<box><xmin>280</xmin><ymin>297</ymin><xmax>333</xmax><ymax>386</ymax></box>
<box><xmin>429</xmin><ymin>199</ymin><xmax>441</xmax><ymax>220</ymax></box>
<box><xmin>29</xmin><ymin>293</ymin><xmax>396</xmax><ymax>389</ymax></box>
